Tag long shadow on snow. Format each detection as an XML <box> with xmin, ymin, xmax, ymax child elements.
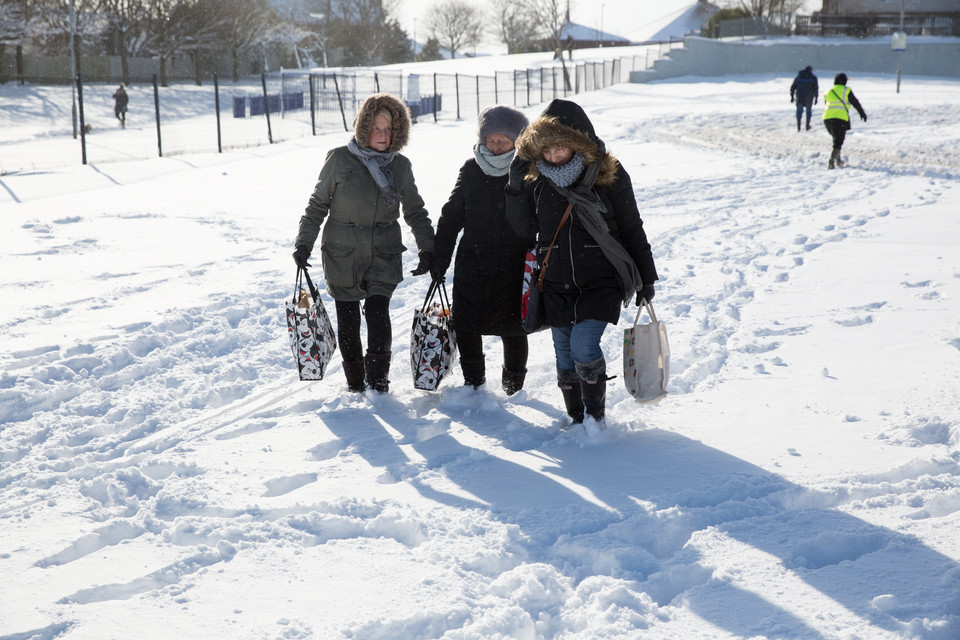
<box><xmin>325</xmin><ymin>394</ymin><xmax>959</xmax><ymax>636</ymax></box>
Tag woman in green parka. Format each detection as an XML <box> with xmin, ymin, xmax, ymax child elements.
<box><xmin>293</xmin><ymin>93</ymin><xmax>435</xmax><ymax>394</ymax></box>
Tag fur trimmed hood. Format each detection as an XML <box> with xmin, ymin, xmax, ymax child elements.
<box><xmin>514</xmin><ymin>99</ymin><xmax>619</xmax><ymax>188</ymax></box>
<box><xmin>354</xmin><ymin>93</ymin><xmax>411</xmax><ymax>152</ymax></box>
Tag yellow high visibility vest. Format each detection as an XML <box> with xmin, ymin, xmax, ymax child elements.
<box><xmin>823</xmin><ymin>85</ymin><xmax>851</xmax><ymax>122</ymax></box>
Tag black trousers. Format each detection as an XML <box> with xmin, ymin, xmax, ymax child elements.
<box><xmin>824</xmin><ymin>118</ymin><xmax>848</xmax><ymax>150</ymax></box>
<box><xmin>457</xmin><ymin>331</ymin><xmax>528</xmax><ymax>372</ymax></box>
<box><xmin>335</xmin><ymin>296</ymin><xmax>391</xmax><ymax>362</ymax></box>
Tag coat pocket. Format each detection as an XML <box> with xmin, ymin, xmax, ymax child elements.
<box><xmin>320</xmin><ymin>242</ymin><xmax>357</xmax><ymax>288</ymax></box>
<box><xmin>372</xmin><ymin>246</ymin><xmax>405</xmax><ymax>285</ymax></box>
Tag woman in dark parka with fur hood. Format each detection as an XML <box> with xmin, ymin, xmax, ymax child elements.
<box><xmin>293</xmin><ymin>93</ymin><xmax>435</xmax><ymax>394</ymax></box>
<box><xmin>505</xmin><ymin>99</ymin><xmax>658</xmax><ymax>424</ymax></box>
<box><xmin>434</xmin><ymin>105</ymin><xmax>531</xmax><ymax>395</ymax></box>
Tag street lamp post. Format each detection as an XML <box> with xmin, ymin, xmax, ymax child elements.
<box><xmin>70</xmin><ymin>0</ymin><xmax>77</xmax><ymax>138</ymax></box>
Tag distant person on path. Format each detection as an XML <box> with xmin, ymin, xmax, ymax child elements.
<box><xmin>790</xmin><ymin>65</ymin><xmax>818</xmax><ymax>132</ymax></box>
<box><xmin>505</xmin><ymin>99</ymin><xmax>658</xmax><ymax>426</ymax></box>
<box><xmin>292</xmin><ymin>93</ymin><xmax>435</xmax><ymax>394</ymax></box>
<box><xmin>433</xmin><ymin>105</ymin><xmax>531</xmax><ymax>395</ymax></box>
<box><xmin>822</xmin><ymin>73</ymin><xmax>867</xmax><ymax>169</ymax></box>
<box><xmin>113</xmin><ymin>84</ymin><xmax>128</xmax><ymax>128</ymax></box>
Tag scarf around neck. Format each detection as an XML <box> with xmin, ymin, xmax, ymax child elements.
<box><xmin>543</xmin><ymin>152</ymin><xmax>642</xmax><ymax>307</ymax></box>
<box><xmin>473</xmin><ymin>145</ymin><xmax>515</xmax><ymax>177</ymax></box>
<box><xmin>536</xmin><ymin>152</ymin><xmax>585</xmax><ymax>188</ymax></box>
<box><xmin>347</xmin><ymin>137</ymin><xmax>398</xmax><ymax>207</ymax></box>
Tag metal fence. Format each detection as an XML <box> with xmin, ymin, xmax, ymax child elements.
<box><xmin>795</xmin><ymin>13</ymin><xmax>960</xmax><ymax>37</ymax></box>
<box><xmin>3</xmin><ymin>49</ymin><xmax>664</xmax><ymax>173</ymax></box>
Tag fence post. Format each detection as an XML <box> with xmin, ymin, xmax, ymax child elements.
<box><xmin>214</xmin><ymin>72</ymin><xmax>222</xmax><ymax>153</ymax></box>
<box><xmin>433</xmin><ymin>73</ymin><xmax>438</xmax><ymax>123</ymax></box>
<box><xmin>476</xmin><ymin>75</ymin><xmax>480</xmax><ymax>115</ymax></box>
<box><xmin>455</xmin><ymin>73</ymin><xmax>460</xmax><ymax>120</ymax></box>
<box><xmin>153</xmin><ymin>74</ymin><xmax>162</xmax><ymax>157</ymax></box>
<box><xmin>309</xmin><ymin>74</ymin><xmax>316</xmax><ymax>135</ymax></box>
<box><xmin>76</xmin><ymin>73</ymin><xmax>87</xmax><ymax>165</ymax></box>
<box><xmin>261</xmin><ymin>72</ymin><xmax>273</xmax><ymax>144</ymax></box>
<box><xmin>526</xmin><ymin>69</ymin><xmax>530</xmax><ymax>106</ymax></box>
<box><xmin>333</xmin><ymin>74</ymin><xmax>349</xmax><ymax>132</ymax></box>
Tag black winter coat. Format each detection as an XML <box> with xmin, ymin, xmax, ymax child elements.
<box><xmin>506</xmin><ymin>99</ymin><xmax>658</xmax><ymax>327</ymax></box>
<box><xmin>435</xmin><ymin>159</ymin><xmax>529</xmax><ymax>336</ymax></box>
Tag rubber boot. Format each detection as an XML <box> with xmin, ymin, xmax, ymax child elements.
<box><xmin>796</xmin><ymin>118</ymin><xmax>801</xmax><ymax>132</ymax></box>
<box><xmin>342</xmin><ymin>359</ymin><xmax>366</xmax><ymax>393</ymax></box>
<box><xmin>558</xmin><ymin>368</ymin><xmax>584</xmax><ymax>424</ymax></box>
<box><xmin>501</xmin><ymin>366</ymin><xmax>526</xmax><ymax>396</ymax></box>
<box><xmin>364</xmin><ymin>353</ymin><xmax>391</xmax><ymax>394</ymax></box>
<box><xmin>460</xmin><ymin>357</ymin><xmax>486</xmax><ymax>389</ymax></box>
<box><xmin>575</xmin><ymin>357</ymin><xmax>607</xmax><ymax>423</ymax></box>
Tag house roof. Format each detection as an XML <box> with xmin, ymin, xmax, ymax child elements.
<box><xmin>559</xmin><ymin>21</ymin><xmax>631</xmax><ymax>43</ymax></box>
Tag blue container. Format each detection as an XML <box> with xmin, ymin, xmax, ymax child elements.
<box><xmin>233</xmin><ymin>96</ymin><xmax>246</xmax><ymax>118</ymax></box>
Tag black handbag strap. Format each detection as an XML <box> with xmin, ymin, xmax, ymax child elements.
<box><xmin>421</xmin><ymin>278</ymin><xmax>452</xmax><ymax>314</ymax></box>
<box><xmin>537</xmin><ymin>202</ymin><xmax>574</xmax><ymax>292</ymax></box>
<box><xmin>294</xmin><ymin>266</ymin><xmax>320</xmax><ymax>303</ymax></box>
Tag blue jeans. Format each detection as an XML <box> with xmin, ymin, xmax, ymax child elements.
<box><xmin>551</xmin><ymin>320</ymin><xmax>608</xmax><ymax>370</ymax></box>
<box><xmin>796</xmin><ymin>101</ymin><xmax>812</xmax><ymax>121</ymax></box>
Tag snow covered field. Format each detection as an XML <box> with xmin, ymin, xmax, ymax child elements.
<box><xmin>1</xmin><ymin>65</ymin><xmax>959</xmax><ymax>639</ymax></box>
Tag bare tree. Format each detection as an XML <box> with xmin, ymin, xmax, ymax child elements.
<box><xmin>490</xmin><ymin>0</ymin><xmax>536</xmax><ymax>54</ymax></box>
<box><xmin>100</xmin><ymin>0</ymin><xmax>151</xmax><ymax>85</ymax></box>
<box><xmin>425</xmin><ymin>0</ymin><xmax>482</xmax><ymax>60</ymax></box>
<box><xmin>736</xmin><ymin>0</ymin><xmax>805</xmax><ymax>29</ymax></box>
<box><xmin>529</xmin><ymin>0</ymin><xmax>572</xmax><ymax>90</ymax></box>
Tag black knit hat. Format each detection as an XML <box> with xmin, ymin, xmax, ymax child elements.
<box><xmin>477</xmin><ymin>105</ymin><xmax>529</xmax><ymax>145</ymax></box>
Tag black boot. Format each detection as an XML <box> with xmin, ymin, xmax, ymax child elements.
<box><xmin>828</xmin><ymin>148</ymin><xmax>840</xmax><ymax>169</ymax></box>
<box><xmin>805</xmin><ymin>116</ymin><xmax>811</xmax><ymax>130</ymax></box>
<box><xmin>364</xmin><ymin>353</ymin><xmax>391</xmax><ymax>394</ymax></box>
<box><xmin>460</xmin><ymin>356</ymin><xmax>486</xmax><ymax>389</ymax></box>
<box><xmin>558</xmin><ymin>368</ymin><xmax>584</xmax><ymax>424</ymax></box>
<box><xmin>342</xmin><ymin>360</ymin><xmax>366</xmax><ymax>393</ymax></box>
<box><xmin>796</xmin><ymin>118</ymin><xmax>801</xmax><ymax>132</ymax></box>
<box><xmin>575</xmin><ymin>357</ymin><xmax>606</xmax><ymax>423</ymax></box>
<box><xmin>502</xmin><ymin>366</ymin><xmax>526</xmax><ymax>396</ymax></box>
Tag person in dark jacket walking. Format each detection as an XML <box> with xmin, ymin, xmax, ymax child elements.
<box><xmin>434</xmin><ymin>105</ymin><xmax>531</xmax><ymax>395</ymax></box>
<box><xmin>113</xmin><ymin>84</ymin><xmax>128</xmax><ymax>128</ymax></box>
<box><xmin>790</xmin><ymin>65</ymin><xmax>818</xmax><ymax>131</ymax></box>
<box><xmin>822</xmin><ymin>73</ymin><xmax>867</xmax><ymax>169</ymax></box>
<box><xmin>505</xmin><ymin>99</ymin><xmax>658</xmax><ymax>425</ymax></box>
<box><xmin>293</xmin><ymin>93</ymin><xmax>435</xmax><ymax>393</ymax></box>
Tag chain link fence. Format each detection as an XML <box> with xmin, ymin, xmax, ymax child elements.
<box><xmin>3</xmin><ymin>48</ymin><xmax>667</xmax><ymax>174</ymax></box>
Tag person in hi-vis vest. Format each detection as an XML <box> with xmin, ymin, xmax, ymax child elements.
<box><xmin>822</xmin><ymin>73</ymin><xmax>867</xmax><ymax>169</ymax></box>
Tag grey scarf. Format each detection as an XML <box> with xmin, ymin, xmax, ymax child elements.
<box><xmin>347</xmin><ymin>137</ymin><xmax>398</xmax><ymax>207</ymax></box>
<box><xmin>544</xmin><ymin>153</ymin><xmax>641</xmax><ymax>307</ymax></box>
<box><xmin>473</xmin><ymin>145</ymin><xmax>515</xmax><ymax>177</ymax></box>
<box><xmin>537</xmin><ymin>152</ymin><xmax>585</xmax><ymax>188</ymax></box>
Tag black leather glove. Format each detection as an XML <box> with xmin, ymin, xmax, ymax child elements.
<box><xmin>637</xmin><ymin>284</ymin><xmax>655</xmax><ymax>305</ymax></box>
<box><xmin>410</xmin><ymin>251</ymin><xmax>434</xmax><ymax>276</ymax></box>
<box><xmin>861</xmin><ymin>113</ymin><xmax>867</xmax><ymax>122</ymax></box>
<box><xmin>293</xmin><ymin>245</ymin><xmax>311</xmax><ymax>269</ymax></box>
<box><xmin>814</xmin><ymin>97</ymin><xmax>818</xmax><ymax>105</ymax></box>
<box><xmin>790</xmin><ymin>97</ymin><xmax>794</xmax><ymax>103</ymax></box>
<box><xmin>507</xmin><ymin>156</ymin><xmax>530</xmax><ymax>192</ymax></box>
<box><xmin>430</xmin><ymin>263</ymin><xmax>446</xmax><ymax>282</ymax></box>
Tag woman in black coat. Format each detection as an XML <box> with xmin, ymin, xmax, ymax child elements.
<box><xmin>506</xmin><ymin>99</ymin><xmax>658</xmax><ymax>424</ymax></box>
<box><xmin>434</xmin><ymin>105</ymin><xmax>531</xmax><ymax>395</ymax></box>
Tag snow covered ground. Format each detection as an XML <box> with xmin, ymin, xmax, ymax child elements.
<box><xmin>2</xmin><ymin>65</ymin><xmax>960</xmax><ymax>639</ymax></box>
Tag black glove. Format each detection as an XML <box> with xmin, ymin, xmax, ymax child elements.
<box><xmin>790</xmin><ymin>97</ymin><xmax>794</xmax><ymax>103</ymax></box>
<box><xmin>507</xmin><ymin>156</ymin><xmax>530</xmax><ymax>192</ymax></box>
<box><xmin>410</xmin><ymin>251</ymin><xmax>433</xmax><ymax>276</ymax></box>
<box><xmin>293</xmin><ymin>245</ymin><xmax>311</xmax><ymax>269</ymax></box>
<box><xmin>814</xmin><ymin>97</ymin><xmax>818</xmax><ymax>105</ymax></box>
<box><xmin>861</xmin><ymin>113</ymin><xmax>867</xmax><ymax>122</ymax></box>
<box><xmin>637</xmin><ymin>284</ymin><xmax>655</xmax><ymax>305</ymax></box>
<box><xmin>430</xmin><ymin>263</ymin><xmax>446</xmax><ymax>282</ymax></box>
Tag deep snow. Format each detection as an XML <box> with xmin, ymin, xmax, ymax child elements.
<box><xmin>1</xmin><ymin>54</ymin><xmax>960</xmax><ymax>640</ymax></box>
